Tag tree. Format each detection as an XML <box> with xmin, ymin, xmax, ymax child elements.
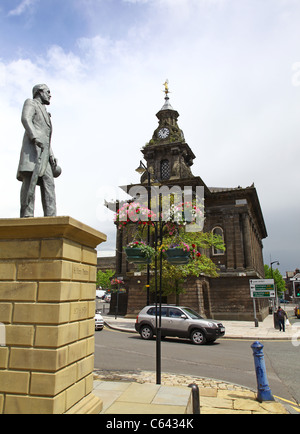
<box><xmin>264</xmin><ymin>265</ymin><xmax>286</xmax><ymax>297</ymax></box>
<box><xmin>149</xmin><ymin>230</ymin><xmax>225</xmax><ymax>304</ymax></box>
<box><xmin>96</xmin><ymin>269</ymin><xmax>115</xmax><ymax>289</ymax></box>
<box><xmin>116</xmin><ymin>198</ymin><xmax>226</xmax><ymax>304</ymax></box>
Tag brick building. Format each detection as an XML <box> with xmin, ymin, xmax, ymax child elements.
<box><xmin>102</xmin><ymin>89</ymin><xmax>269</xmax><ymax>321</ymax></box>
<box><xmin>284</xmin><ymin>269</ymin><xmax>300</xmax><ymax>301</ymax></box>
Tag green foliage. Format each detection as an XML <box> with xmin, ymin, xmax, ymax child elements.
<box><xmin>264</xmin><ymin>264</ymin><xmax>286</xmax><ymax>297</ymax></box>
<box><xmin>178</xmin><ymin>231</ymin><xmax>225</xmax><ymax>253</ymax></box>
<box><xmin>148</xmin><ymin>229</ymin><xmax>225</xmax><ymax>303</ymax></box>
<box><xmin>117</xmin><ymin>196</ymin><xmax>226</xmax><ymax>303</ymax></box>
<box><xmin>96</xmin><ymin>269</ymin><xmax>115</xmax><ymax>289</ymax></box>
<box><xmin>125</xmin><ymin>240</ymin><xmax>156</xmax><ymax>259</ymax></box>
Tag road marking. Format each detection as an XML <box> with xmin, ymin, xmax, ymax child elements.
<box><xmin>273</xmin><ymin>395</ymin><xmax>296</xmax><ymax>405</ymax></box>
<box><xmin>103</xmin><ymin>326</ymin><xmax>133</xmax><ymax>334</ymax></box>
<box><xmin>274</xmin><ymin>394</ymin><xmax>300</xmax><ymax>412</ymax></box>
<box><xmin>222</xmin><ymin>338</ymin><xmax>290</xmax><ymax>343</ymax></box>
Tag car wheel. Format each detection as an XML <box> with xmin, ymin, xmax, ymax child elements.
<box><xmin>190</xmin><ymin>329</ymin><xmax>206</xmax><ymax>345</ymax></box>
<box><xmin>140</xmin><ymin>325</ymin><xmax>154</xmax><ymax>340</ymax></box>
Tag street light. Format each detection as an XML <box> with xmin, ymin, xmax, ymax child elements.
<box><xmin>135</xmin><ymin>160</ymin><xmax>147</xmax><ymax>175</ymax></box>
<box><xmin>270</xmin><ymin>260</ymin><xmax>280</xmax><ymax>309</ymax></box>
<box><xmin>270</xmin><ymin>260</ymin><xmax>280</xmax><ymax>269</ymax></box>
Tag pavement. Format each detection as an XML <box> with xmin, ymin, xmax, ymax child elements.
<box><xmin>92</xmin><ymin>308</ymin><xmax>300</xmax><ymax>415</ymax></box>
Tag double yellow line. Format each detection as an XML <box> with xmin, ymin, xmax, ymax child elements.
<box><xmin>274</xmin><ymin>395</ymin><xmax>300</xmax><ymax>413</ymax></box>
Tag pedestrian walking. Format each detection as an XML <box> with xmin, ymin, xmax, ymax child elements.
<box><xmin>276</xmin><ymin>306</ymin><xmax>287</xmax><ymax>332</ymax></box>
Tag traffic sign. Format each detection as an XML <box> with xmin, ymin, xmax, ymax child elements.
<box><xmin>250</xmin><ymin>279</ymin><xmax>275</xmax><ymax>298</ymax></box>
<box><xmin>252</xmin><ymin>291</ymin><xmax>274</xmax><ymax>298</ymax></box>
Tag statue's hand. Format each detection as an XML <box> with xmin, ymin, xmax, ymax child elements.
<box><xmin>50</xmin><ymin>156</ymin><xmax>57</xmax><ymax>167</ymax></box>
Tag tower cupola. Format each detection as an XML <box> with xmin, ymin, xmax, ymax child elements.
<box><xmin>141</xmin><ymin>81</ymin><xmax>195</xmax><ymax>183</ymax></box>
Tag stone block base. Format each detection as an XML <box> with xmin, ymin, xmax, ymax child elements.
<box><xmin>66</xmin><ymin>393</ymin><xmax>103</xmax><ymax>414</ymax></box>
<box><xmin>0</xmin><ymin>217</ymin><xmax>106</xmax><ymax>414</ymax></box>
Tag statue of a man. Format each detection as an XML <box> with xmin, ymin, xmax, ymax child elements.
<box><xmin>17</xmin><ymin>84</ymin><xmax>61</xmax><ymax>218</ymax></box>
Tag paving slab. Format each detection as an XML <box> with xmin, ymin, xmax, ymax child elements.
<box><xmin>94</xmin><ymin>381</ymin><xmax>192</xmax><ymax>414</ymax></box>
<box><xmin>104</xmin><ymin>401</ymin><xmax>189</xmax><ymax>415</ymax></box>
<box><xmin>93</xmin><ymin>370</ymin><xmax>290</xmax><ymax>414</ymax></box>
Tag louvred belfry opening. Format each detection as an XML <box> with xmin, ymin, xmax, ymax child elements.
<box><xmin>161</xmin><ymin>159</ymin><xmax>170</xmax><ymax>180</ymax></box>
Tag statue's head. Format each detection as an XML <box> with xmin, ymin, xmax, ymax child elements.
<box><xmin>32</xmin><ymin>84</ymin><xmax>51</xmax><ymax>105</ymax></box>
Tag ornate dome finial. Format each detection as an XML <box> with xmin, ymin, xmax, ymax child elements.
<box><xmin>163</xmin><ymin>79</ymin><xmax>170</xmax><ymax>98</ymax></box>
<box><xmin>160</xmin><ymin>79</ymin><xmax>175</xmax><ymax>111</ymax></box>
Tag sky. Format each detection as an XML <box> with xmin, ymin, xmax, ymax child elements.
<box><xmin>0</xmin><ymin>0</ymin><xmax>299</xmax><ymax>276</ymax></box>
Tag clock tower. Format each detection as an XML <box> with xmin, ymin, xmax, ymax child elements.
<box><xmin>140</xmin><ymin>82</ymin><xmax>197</xmax><ymax>185</ymax></box>
<box><xmin>103</xmin><ymin>81</ymin><xmax>268</xmax><ymax>322</ymax></box>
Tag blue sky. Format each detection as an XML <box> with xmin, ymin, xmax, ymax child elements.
<box><xmin>0</xmin><ymin>0</ymin><xmax>300</xmax><ymax>276</ymax></box>
<box><xmin>0</xmin><ymin>0</ymin><xmax>150</xmax><ymax>58</ymax></box>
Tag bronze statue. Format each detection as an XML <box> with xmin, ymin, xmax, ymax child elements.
<box><xmin>17</xmin><ymin>84</ymin><xmax>61</xmax><ymax>218</ymax></box>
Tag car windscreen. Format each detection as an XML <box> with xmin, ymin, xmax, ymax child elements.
<box><xmin>181</xmin><ymin>307</ymin><xmax>203</xmax><ymax>319</ymax></box>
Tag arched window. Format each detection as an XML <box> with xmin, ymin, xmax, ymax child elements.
<box><xmin>212</xmin><ymin>227</ymin><xmax>224</xmax><ymax>255</ymax></box>
<box><xmin>160</xmin><ymin>159</ymin><xmax>170</xmax><ymax>180</ymax></box>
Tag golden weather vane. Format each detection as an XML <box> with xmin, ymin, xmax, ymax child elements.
<box><xmin>163</xmin><ymin>79</ymin><xmax>170</xmax><ymax>97</ymax></box>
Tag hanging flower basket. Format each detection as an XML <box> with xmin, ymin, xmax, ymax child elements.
<box><xmin>165</xmin><ymin>248</ymin><xmax>190</xmax><ymax>265</ymax></box>
<box><xmin>165</xmin><ymin>242</ymin><xmax>191</xmax><ymax>265</ymax></box>
<box><xmin>114</xmin><ymin>202</ymin><xmax>157</xmax><ymax>229</ymax></box>
<box><xmin>124</xmin><ymin>241</ymin><xmax>155</xmax><ymax>264</ymax></box>
<box><xmin>110</xmin><ymin>278</ymin><xmax>124</xmax><ymax>286</ymax></box>
<box><xmin>162</xmin><ymin>201</ymin><xmax>204</xmax><ymax>235</ymax></box>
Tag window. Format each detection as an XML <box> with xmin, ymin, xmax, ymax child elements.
<box><xmin>212</xmin><ymin>227</ymin><xmax>224</xmax><ymax>255</ymax></box>
<box><xmin>160</xmin><ymin>160</ymin><xmax>170</xmax><ymax>180</ymax></box>
<box><xmin>181</xmin><ymin>307</ymin><xmax>203</xmax><ymax>319</ymax></box>
<box><xmin>147</xmin><ymin>307</ymin><xmax>167</xmax><ymax>317</ymax></box>
<box><xmin>168</xmin><ymin>308</ymin><xmax>183</xmax><ymax>318</ymax></box>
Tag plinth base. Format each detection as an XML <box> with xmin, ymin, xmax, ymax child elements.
<box><xmin>66</xmin><ymin>393</ymin><xmax>103</xmax><ymax>414</ymax></box>
<box><xmin>0</xmin><ymin>217</ymin><xmax>106</xmax><ymax>414</ymax></box>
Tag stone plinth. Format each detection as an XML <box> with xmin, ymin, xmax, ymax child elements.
<box><xmin>0</xmin><ymin>217</ymin><xmax>106</xmax><ymax>414</ymax></box>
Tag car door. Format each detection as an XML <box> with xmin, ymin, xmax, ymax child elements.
<box><xmin>147</xmin><ymin>307</ymin><xmax>168</xmax><ymax>334</ymax></box>
<box><xmin>165</xmin><ymin>307</ymin><xmax>190</xmax><ymax>338</ymax></box>
<box><xmin>159</xmin><ymin>307</ymin><xmax>168</xmax><ymax>335</ymax></box>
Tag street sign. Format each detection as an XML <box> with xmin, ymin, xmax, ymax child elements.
<box><xmin>250</xmin><ymin>279</ymin><xmax>275</xmax><ymax>298</ymax></box>
<box><xmin>252</xmin><ymin>292</ymin><xmax>273</xmax><ymax>298</ymax></box>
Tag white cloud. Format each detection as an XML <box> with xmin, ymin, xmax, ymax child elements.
<box><xmin>8</xmin><ymin>0</ymin><xmax>38</xmax><ymax>17</ymax></box>
<box><xmin>1</xmin><ymin>0</ymin><xmax>300</xmax><ymax>273</ymax></box>
<box><xmin>42</xmin><ymin>46</ymin><xmax>86</xmax><ymax>79</ymax></box>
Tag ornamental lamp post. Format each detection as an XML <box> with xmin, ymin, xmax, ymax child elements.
<box><xmin>135</xmin><ymin>161</ymin><xmax>151</xmax><ymax>306</ymax></box>
<box><xmin>110</xmin><ymin>278</ymin><xmax>124</xmax><ymax>320</ymax></box>
<box><xmin>135</xmin><ymin>161</ymin><xmax>160</xmax><ymax>304</ymax></box>
<box><xmin>270</xmin><ymin>260</ymin><xmax>280</xmax><ymax>309</ymax></box>
<box><xmin>135</xmin><ymin>160</ymin><xmax>163</xmax><ymax>385</ymax></box>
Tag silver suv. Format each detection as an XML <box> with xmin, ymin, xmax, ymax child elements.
<box><xmin>135</xmin><ymin>305</ymin><xmax>225</xmax><ymax>345</ymax></box>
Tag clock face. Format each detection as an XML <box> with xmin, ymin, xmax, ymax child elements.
<box><xmin>158</xmin><ymin>127</ymin><xmax>170</xmax><ymax>139</ymax></box>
